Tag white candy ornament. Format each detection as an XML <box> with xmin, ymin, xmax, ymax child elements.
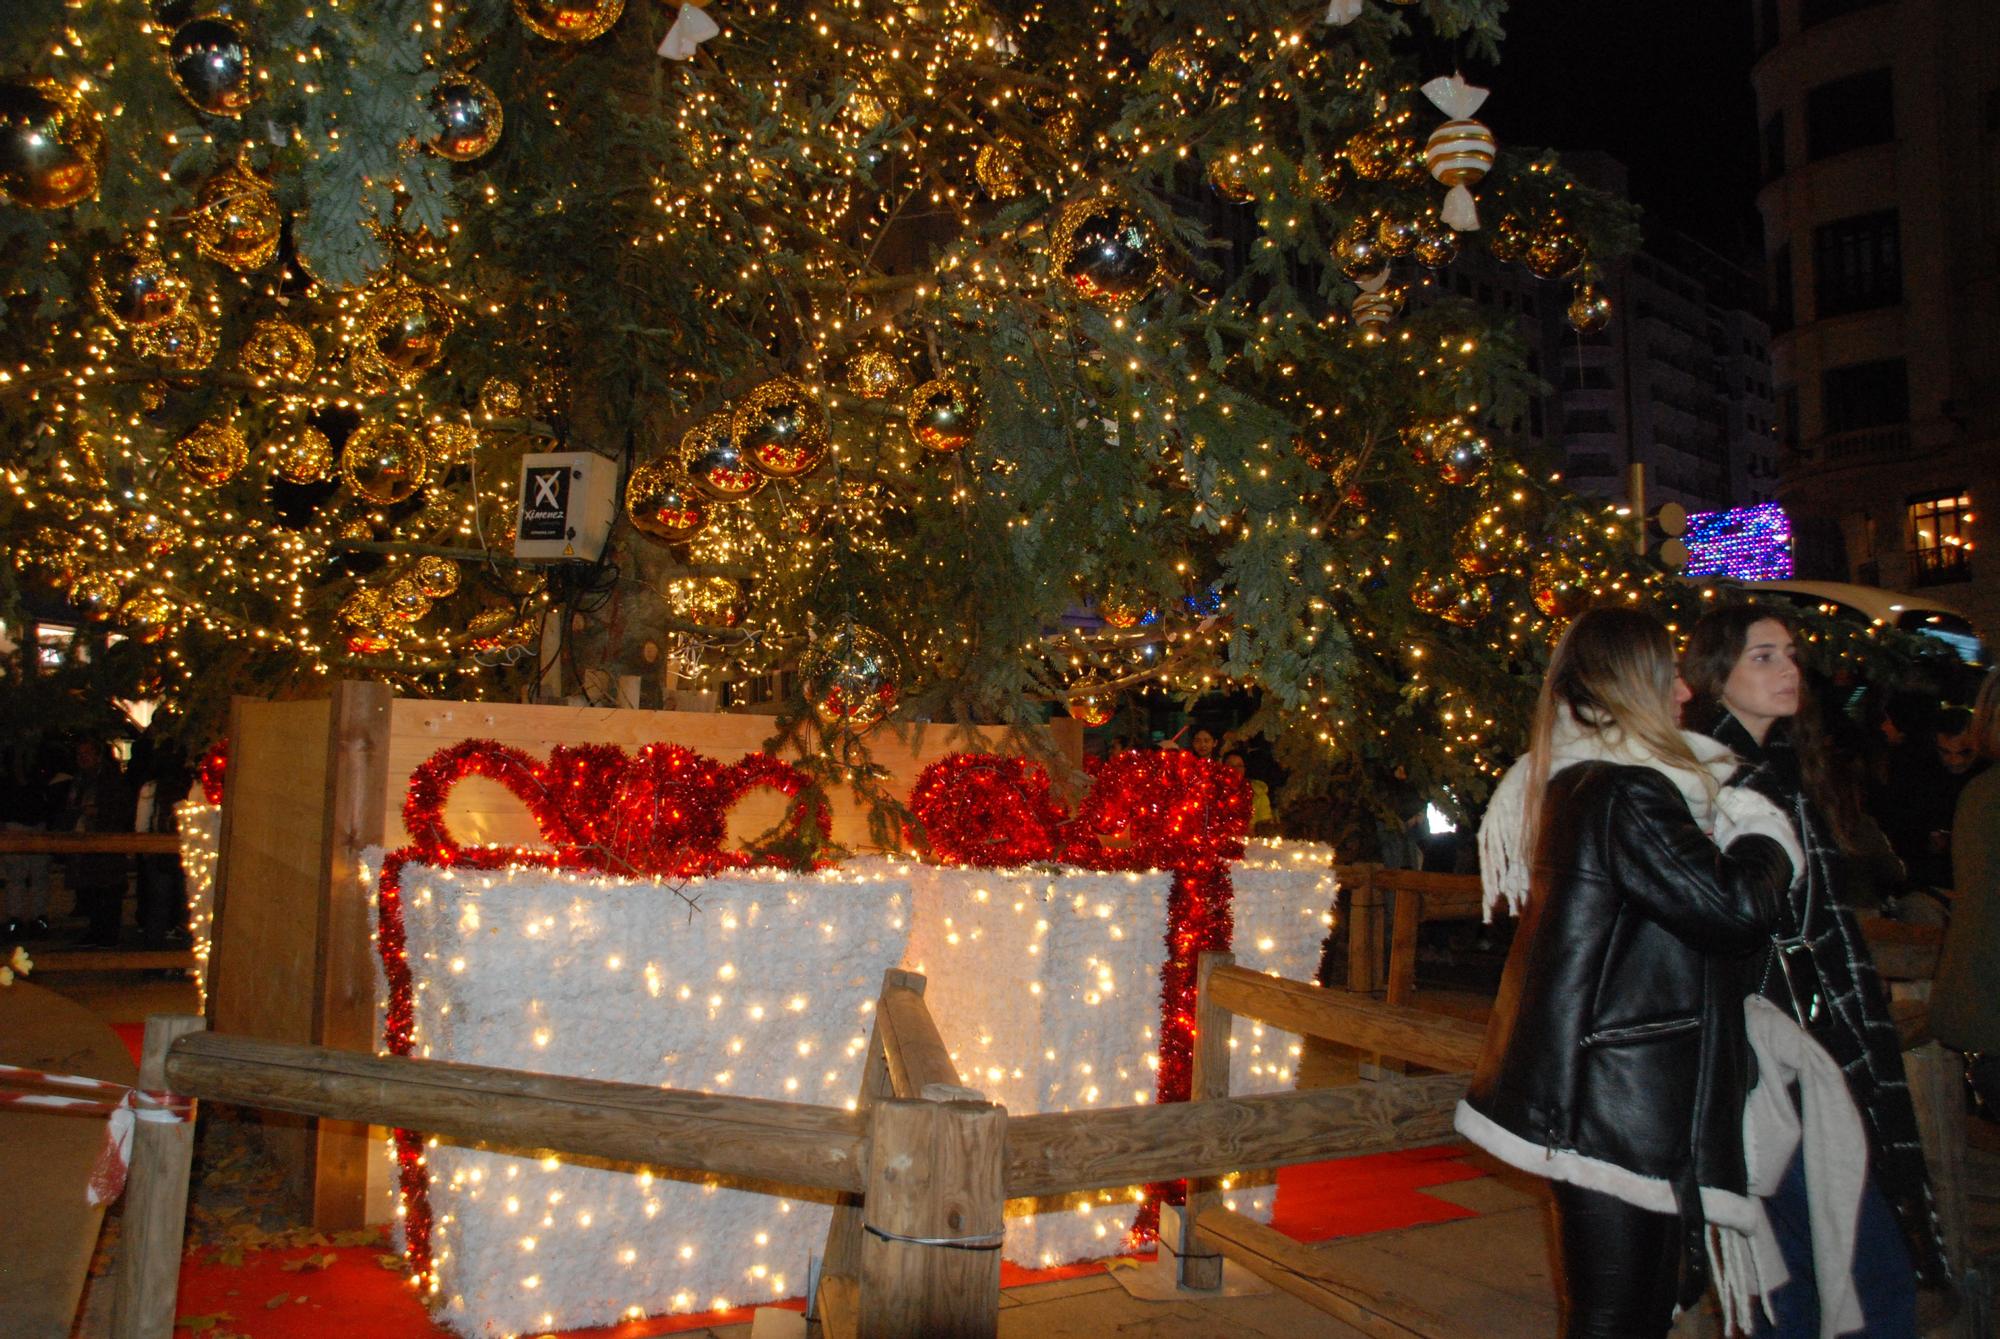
<box><xmin>1350</xmin><ymin>269</ymin><xmax>1398</xmax><ymax>341</ymax></box>
<box><xmin>1422</xmin><ymin>74</ymin><xmax>1494</xmax><ymax>232</ymax></box>
<box><xmin>658</xmin><ymin>1</ymin><xmax>719</xmax><ymax>60</ymax></box>
<box><xmin>1324</xmin><ymin>0</ymin><xmax>1364</xmax><ymax>24</ymax></box>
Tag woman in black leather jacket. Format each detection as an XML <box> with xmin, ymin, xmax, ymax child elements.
<box><xmin>1462</xmin><ymin>608</ymin><xmax>1799</xmax><ymax>1339</ymax></box>
<box><xmin>1684</xmin><ymin>604</ymin><xmax>1944</xmax><ymax>1338</ymax></box>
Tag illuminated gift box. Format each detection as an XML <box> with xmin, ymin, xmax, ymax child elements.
<box><xmin>383</xmin><ymin>841</ymin><xmax>1337</xmax><ymax>1335</ymax></box>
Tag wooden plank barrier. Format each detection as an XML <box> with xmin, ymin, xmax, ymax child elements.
<box><xmin>110</xmin><ymin>1016</ymin><xmax>206</xmax><ymax>1339</ymax></box>
<box><xmin>1206</xmin><ymin>963</ymin><xmax>1486</xmax><ymax>1076</ymax></box>
<box><xmin>0</xmin><ymin>832</ymin><xmax>183</xmax><ymax>855</ymax></box>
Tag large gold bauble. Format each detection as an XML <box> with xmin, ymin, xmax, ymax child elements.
<box><xmin>1346</xmin><ymin>126</ymin><xmax>1416</xmax><ymax>182</ymax></box>
<box><xmin>174</xmin><ymin>419</ymin><xmax>248</xmax><ymax>484</ymax></box>
<box><xmin>91</xmin><ymin>241</ymin><xmax>185</xmax><ymax>330</ymax></box>
<box><xmin>1411</xmin><ymin>572</ymin><xmax>1491</xmax><ymax>628</ymax></box>
<box><xmin>353</xmin><ymin>280</ymin><xmax>455</xmax><ymax>385</ymax></box>
<box><xmin>1375</xmin><ymin>213</ymin><xmax>1419</xmax><ymax>258</ymax></box>
<box><xmin>1206</xmin><ymin>152</ymin><xmax>1258</xmax><ymax>204</ymax></box>
<box><xmin>1296</xmin><ymin>157</ymin><xmax>1344</xmax><ymax>205</ymax></box>
<box><xmin>1334</xmin><ymin>218</ymin><xmax>1385</xmax><ymax>282</ymax></box>
<box><xmin>427</xmin><ymin>73</ymin><xmax>503</xmax><ymax>162</ymax></box>
<box><xmin>664</xmin><ymin>575</ymin><xmax>744</xmax><ymax>629</ymax></box>
<box><xmin>800</xmin><ymin>620</ymin><xmax>899</xmax><ymax>732</ymax></box>
<box><xmin>271</xmin><ymin>424</ymin><xmax>334</xmax><ymax>484</ymax></box>
<box><xmin>338</xmin><ymin>586</ymin><xmax>391</xmax><ymax>631</ymax></box>
<box><xmin>625</xmin><ymin>459</ymin><xmax>708</xmax><ymax>543</ymax></box>
<box><xmin>1489</xmin><ymin>212</ymin><xmax>1529</xmax><ymax>264</ymax></box>
<box><xmin>679</xmin><ymin>413</ymin><xmax>764</xmax><ymax>502</ymax></box>
<box><xmin>845</xmin><ymin>348</ymin><xmax>910</xmax><ymax>400</ymax></box>
<box><xmin>340</xmin><ymin>421</ymin><xmax>429</xmax><ymax>504</ymax></box>
<box><xmin>1066</xmin><ymin>677</ymin><xmax>1115</xmax><ymax>728</ymax></box>
<box><xmin>425</xmin><ymin>420</ymin><xmax>478</xmax><ymax>468</ymax></box>
<box><xmin>974</xmin><ymin>138</ymin><xmax>1028</xmax><ymax>199</ymax></box>
<box><xmin>1413</xmin><ymin>221</ymin><xmax>1459</xmax><ymax>270</ymax></box>
<box><xmin>1456</xmin><ymin>513</ymin><xmax>1519</xmax><ymax>577</ymax></box>
<box><xmin>413</xmin><ymin>555</ymin><xmax>461</xmax><ymax>599</ymax></box>
<box><xmin>240</xmin><ymin>317</ymin><xmax>315</xmax><ymax>381</ymax></box>
<box><xmin>118</xmin><ymin>511</ymin><xmax>184</xmax><ymax>556</ymax></box>
<box><xmin>1532</xmin><ymin>553</ymin><xmax>1592</xmax><ymax>620</ymax></box>
<box><xmin>1524</xmin><ymin>225</ymin><xmax>1584</xmax><ymax>281</ymax></box>
<box><xmin>119</xmin><ymin>591</ymin><xmax>176</xmax><ymax>643</ymax></box>
<box><xmin>1147</xmin><ymin>42</ymin><xmax>1208</xmax><ymax>88</ymax></box>
<box><xmin>67</xmin><ymin>571</ymin><xmax>122</xmax><ymax>618</ymax></box>
<box><xmin>132</xmin><ymin>310</ymin><xmax>216</xmax><ymax>369</ymax></box>
<box><xmin>513</xmin><ymin>0</ymin><xmax>624</xmax><ymax>42</ymax></box>
<box><xmin>1404</xmin><ymin>418</ymin><xmax>1490</xmax><ymax>486</ymax></box>
<box><xmin>1045</xmin><ymin>107</ymin><xmax>1081</xmax><ymax>148</ymax></box>
<box><xmin>191</xmin><ymin>161</ymin><xmax>281</xmax><ymax>269</ymax></box>
<box><xmin>168</xmin><ymin>18</ymin><xmax>257</xmax><ymax>117</ymax></box>
<box><xmin>1567</xmin><ymin>283</ymin><xmax>1614</xmax><ymax>333</ymax></box>
<box><xmin>479</xmin><ymin>376</ymin><xmax>525</xmax><ymax>419</ymax></box>
<box><xmin>906</xmin><ymin>376</ymin><xmax>980</xmax><ymax>453</ymax></box>
<box><xmin>384</xmin><ymin>577</ymin><xmax>432</xmax><ymax>624</ymax></box>
<box><xmin>0</xmin><ymin>78</ymin><xmax>106</xmax><ymax>209</ymax></box>
<box><xmin>732</xmin><ymin>375</ymin><xmax>830</xmax><ymax>480</ymax></box>
<box><xmin>1049</xmin><ymin>197</ymin><xmax>1158</xmax><ymax>308</ymax></box>
<box><xmin>1098</xmin><ymin>595</ymin><xmax>1154</xmax><ymax>629</ymax></box>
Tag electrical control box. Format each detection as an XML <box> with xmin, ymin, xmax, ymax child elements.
<box><xmin>513</xmin><ymin>451</ymin><xmax>617</xmax><ymax>562</ymax></box>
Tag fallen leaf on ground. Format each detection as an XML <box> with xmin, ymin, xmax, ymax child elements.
<box><xmin>280</xmin><ymin>1251</ymin><xmax>338</xmax><ymax>1273</ymax></box>
<box><xmin>265</xmin><ymin>1293</ymin><xmax>290</xmax><ymax>1309</ymax></box>
<box><xmin>176</xmin><ymin>1313</ymin><xmax>233</xmax><ymax>1334</ymax></box>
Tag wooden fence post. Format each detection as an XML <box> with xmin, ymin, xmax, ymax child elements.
<box><xmin>1344</xmin><ymin>865</ymin><xmax>1383</xmax><ymax>994</ymax></box>
<box><xmin>110</xmin><ymin>1015</ymin><xmax>206</xmax><ymax>1339</ymax></box>
<box><xmin>857</xmin><ymin>1097</ymin><xmax>1006</xmax><ymax>1339</ymax></box>
<box><xmin>1175</xmin><ymin>950</ymin><xmax>1235</xmax><ymax>1291</ymax></box>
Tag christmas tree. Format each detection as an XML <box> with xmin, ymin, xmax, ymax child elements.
<box><xmin>4</xmin><ymin>0</ymin><xmax>1849</xmax><ymax>830</ymax></box>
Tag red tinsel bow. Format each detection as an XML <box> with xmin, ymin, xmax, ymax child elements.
<box><xmin>196</xmin><ymin>739</ymin><xmax>228</xmax><ymax>805</ymax></box>
<box><xmin>400</xmin><ymin>738</ymin><xmax>825</xmax><ymax>878</ymax></box>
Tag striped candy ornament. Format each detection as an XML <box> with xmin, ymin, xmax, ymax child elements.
<box><xmin>1422</xmin><ymin>74</ymin><xmax>1494</xmax><ymax>232</ymax></box>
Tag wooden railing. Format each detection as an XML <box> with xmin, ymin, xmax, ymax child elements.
<box><xmin>0</xmin><ymin>831</ymin><xmax>182</xmax><ymax>855</ymax></box>
<box><xmin>112</xmin><ymin>959</ymin><xmax>1477</xmax><ymax>1339</ymax></box>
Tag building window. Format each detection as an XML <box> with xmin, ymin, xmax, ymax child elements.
<box><xmin>1800</xmin><ymin>0</ymin><xmax>1887</xmax><ymax>28</ymax></box>
<box><xmin>1560</xmin><ymin>365</ymin><xmax>1614</xmax><ymax>391</ymax></box>
<box><xmin>1762</xmin><ymin>112</ymin><xmax>1786</xmax><ymax>181</ymax></box>
<box><xmin>1568</xmin><ymin>452</ymin><xmax>1616</xmax><ymax>478</ymax></box>
<box><xmin>1806</xmin><ymin>68</ymin><xmax>1894</xmax><ymax>160</ymax></box>
<box><xmin>1564</xmin><ymin>408</ymin><xmax>1617</xmax><ymax>434</ymax></box>
<box><xmin>1770</xmin><ymin>243</ymin><xmax>1794</xmax><ymax>333</ymax></box>
<box><xmin>1908</xmin><ymin>490</ymin><xmax>1974</xmax><ymax>585</ymax></box>
<box><xmin>1813</xmin><ymin>209</ymin><xmax>1901</xmax><ymax>316</ymax></box>
<box><xmin>1822</xmin><ymin>358</ymin><xmax>1908</xmax><ymax>434</ymax></box>
<box><xmin>1777</xmin><ymin>384</ymin><xmax>1799</xmax><ymax>451</ymax></box>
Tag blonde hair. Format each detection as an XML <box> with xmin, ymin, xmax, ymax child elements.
<box><xmin>1973</xmin><ymin>669</ymin><xmax>2000</xmax><ymax>762</ymax></box>
<box><xmin>1522</xmin><ymin>606</ymin><xmax>1713</xmax><ymax>855</ymax></box>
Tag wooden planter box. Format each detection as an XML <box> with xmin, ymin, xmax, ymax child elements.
<box><xmin>206</xmin><ymin>681</ymin><xmax>1077</xmax><ymax>1228</ymax></box>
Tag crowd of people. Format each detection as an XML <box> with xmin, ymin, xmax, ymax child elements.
<box><xmin>1</xmin><ymin>735</ymin><xmax>193</xmax><ymax>949</ymax></box>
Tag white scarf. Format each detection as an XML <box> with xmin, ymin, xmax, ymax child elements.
<box><xmin>1476</xmin><ymin>711</ymin><xmax>1803</xmax><ymax>921</ymax></box>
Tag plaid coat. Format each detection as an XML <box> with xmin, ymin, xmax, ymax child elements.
<box><xmin>1701</xmin><ymin>708</ymin><xmax>1950</xmax><ymax>1286</ymax></box>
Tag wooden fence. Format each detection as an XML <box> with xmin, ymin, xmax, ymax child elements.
<box><xmin>108</xmin><ymin>958</ymin><xmax>1477</xmax><ymax>1339</ymax></box>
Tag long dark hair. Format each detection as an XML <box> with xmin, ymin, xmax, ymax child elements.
<box><xmin>1682</xmin><ymin>602</ymin><xmax>1859</xmax><ymax>853</ymax></box>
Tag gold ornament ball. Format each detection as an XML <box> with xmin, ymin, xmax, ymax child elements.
<box><xmin>240</xmin><ymin>317</ymin><xmax>315</xmax><ymax>381</ymax></box>
<box><xmin>664</xmin><ymin>575</ymin><xmax>745</xmax><ymax>629</ymax></box>
<box><xmin>338</xmin><ymin>586</ymin><xmax>392</xmax><ymax>631</ymax></box>
<box><xmin>425</xmin><ymin>420</ymin><xmax>478</xmax><ymax>468</ymax></box>
<box><xmin>845</xmin><ymin>348</ymin><xmax>910</xmax><ymax>400</ymax></box>
<box><xmin>1456</xmin><ymin>513</ymin><xmax>1519</xmax><ymax>577</ymax></box>
<box><xmin>1524</xmin><ymin>225</ymin><xmax>1584</xmax><ymax>281</ymax></box>
<box><xmin>625</xmin><ymin>458</ymin><xmax>708</xmax><ymax>543</ymax></box>
<box><xmin>1296</xmin><ymin>157</ymin><xmax>1344</xmax><ymax>205</ymax></box>
<box><xmin>1346</xmin><ymin>126</ymin><xmax>1415</xmax><ymax>183</ymax></box>
<box><xmin>514</xmin><ymin>0</ymin><xmax>624</xmax><ymax>42</ymax></box>
<box><xmin>91</xmin><ymin>240</ymin><xmax>184</xmax><ymax>330</ymax></box>
<box><xmin>1413</xmin><ymin>221</ymin><xmax>1459</xmax><ymax>270</ymax></box>
<box><xmin>1098</xmin><ymin>595</ymin><xmax>1154</xmax><ymax>629</ymax></box>
<box><xmin>679</xmin><ymin>413</ymin><xmax>765</xmax><ymax>502</ymax></box>
<box><xmin>0</xmin><ymin>78</ymin><xmax>106</xmax><ymax>209</ymax></box>
<box><xmin>1374</xmin><ymin>212</ymin><xmax>1419</xmax><ymax>258</ymax></box>
<box><xmin>1404</xmin><ymin>418</ymin><xmax>1490</xmax><ymax>486</ymax></box>
<box><xmin>974</xmin><ymin>138</ymin><xmax>1029</xmax><ymax>199</ymax></box>
<box><xmin>732</xmin><ymin>376</ymin><xmax>830</xmax><ymax>480</ymax></box>
<box><xmin>1411</xmin><ymin>573</ymin><xmax>1491</xmax><ymax>628</ymax></box>
<box><xmin>1533</xmin><ymin>554</ymin><xmax>1592</xmax><ymax>620</ymax></box>
<box><xmin>906</xmin><ymin>376</ymin><xmax>981</xmax><ymax>453</ymax></box>
<box><xmin>1067</xmin><ymin>677</ymin><xmax>1115</xmax><ymax>728</ymax></box>
<box><xmin>384</xmin><ymin>577</ymin><xmax>432</xmax><ymax>624</ymax></box>
<box><xmin>479</xmin><ymin>376</ymin><xmax>525</xmax><ymax>419</ymax></box>
<box><xmin>1424</xmin><ymin>118</ymin><xmax>1496</xmax><ymax>188</ymax></box>
<box><xmin>271</xmin><ymin>424</ymin><xmax>334</xmax><ymax>484</ymax></box>
<box><xmin>427</xmin><ymin>73</ymin><xmax>503</xmax><ymax>163</ymax></box>
<box><xmin>355</xmin><ymin>281</ymin><xmax>455</xmax><ymax>382</ymax></box>
<box><xmin>1567</xmin><ymin>283</ymin><xmax>1614</xmax><ymax>333</ymax></box>
<box><xmin>1334</xmin><ymin>217</ymin><xmax>1386</xmax><ymax>281</ymax></box>
<box><xmin>67</xmin><ymin>571</ymin><xmax>122</xmax><ymax>618</ymax></box>
<box><xmin>1050</xmin><ymin>197</ymin><xmax>1158</xmax><ymax>308</ymax></box>
<box><xmin>1206</xmin><ymin>152</ymin><xmax>1258</xmax><ymax>204</ymax></box>
<box><xmin>413</xmin><ymin>555</ymin><xmax>461</xmax><ymax>599</ymax></box>
<box><xmin>1147</xmin><ymin>42</ymin><xmax>1208</xmax><ymax>88</ymax></box>
<box><xmin>191</xmin><ymin>161</ymin><xmax>281</xmax><ymax>270</ymax></box>
<box><xmin>132</xmin><ymin>310</ymin><xmax>216</xmax><ymax>370</ymax></box>
<box><xmin>1045</xmin><ymin>107</ymin><xmax>1081</xmax><ymax>148</ymax></box>
<box><xmin>168</xmin><ymin>18</ymin><xmax>257</xmax><ymax>117</ymax></box>
<box><xmin>1489</xmin><ymin>212</ymin><xmax>1530</xmax><ymax>264</ymax></box>
<box><xmin>117</xmin><ymin>511</ymin><xmax>184</xmax><ymax>556</ymax></box>
<box><xmin>119</xmin><ymin>591</ymin><xmax>176</xmax><ymax>643</ymax></box>
<box><xmin>174</xmin><ymin>419</ymin><xmax>249</xmax><ymax>485</ymax></box>
<box><xmin>340</xmin><ymin>421</ymin><xmax>430</xmax><ymax>505</ymax></box>
<box><xmin>800</xmin><ymin>620</ymin><xmax>900</xmax><ymax>732</ymax></box>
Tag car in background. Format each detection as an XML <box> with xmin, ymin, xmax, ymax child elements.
<box><xmin>1733</xmin><ymin>580</ymin><xmax>1988</xmax><ymax>667</ymax></box>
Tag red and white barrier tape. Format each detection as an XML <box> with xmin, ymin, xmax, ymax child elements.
<box><xmin>0</xmin><ymin>1061</ymin><xmax>194</xmax><ymax>1204</ymax></box>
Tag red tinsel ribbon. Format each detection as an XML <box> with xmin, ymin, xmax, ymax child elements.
<box><xmin>196</xmin><ymin>738</ymin><xmax>228</xmax><ymax>806</ymax></box>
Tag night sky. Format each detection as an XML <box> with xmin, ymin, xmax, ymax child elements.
<box><xmin>1469</xmin><ymin>1</ymin><xmax>1765</xmax><ymax>267</ymax></box>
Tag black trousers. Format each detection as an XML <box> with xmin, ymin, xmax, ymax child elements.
<box><xmin>1551</xmin><ymin>1181</ymin><xmax>1681</xmax><ymax>1339</ymax></box>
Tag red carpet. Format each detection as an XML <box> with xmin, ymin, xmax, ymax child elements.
<box><xmin>167</xmin><ymin>1147</ymin><xmax>1481</xmax><ymax>1337</ymax></box>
